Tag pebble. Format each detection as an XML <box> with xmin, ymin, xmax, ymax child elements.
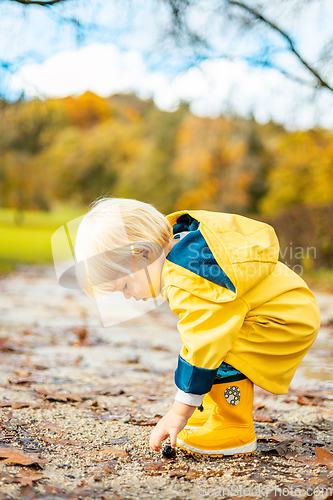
<box><xmin>162</xmin><ymin>445</ymin><xmax>177</xmax><ymax>459</ymax></box>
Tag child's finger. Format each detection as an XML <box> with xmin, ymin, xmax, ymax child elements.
<box><xmin>169</xmin><ymin>429</ymin><xmax>178</xmax><ymax>448</ymax></box>
<box><xmin>150</xmin><ymin>444</ymin><xmax>161</xmax><ymax>452</ymax></box>
<box><xmin>149</xmin><ymin>440</ymin><xmax>160</xmax><ymax>451</ymax></box>
<box><xmin>149</xmin><ymin>434</ymin><xmax>157</xmax><ymax>451</ymax></box>
<box><xmin>150</xmin><ymin>432</ymin><xmax>162</xmax><ymax>451</ymax></box>
<box><xmin>149</xmin><ymin>437</ymin><xmax>159</xmax><ymax>451</ymax></box>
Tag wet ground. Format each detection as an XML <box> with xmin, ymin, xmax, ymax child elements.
<box><xmin>0</xmin><ymin>265</ymin><xmax>333</xmax><ymax>500</ymax></box>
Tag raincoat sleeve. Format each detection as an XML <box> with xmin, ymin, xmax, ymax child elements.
<box><xmin>167</xmin><ymin>286</ymin><xmax>249</xmax><ymax>405</ymax></box>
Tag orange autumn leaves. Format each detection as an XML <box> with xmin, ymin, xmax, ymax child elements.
<box><xmin>260</xmin><ymin>130</ymin><xmax>333</xmax><ymax>215</ymax></box>
<box><xmin>1</xmin><ymin>92</ymin><xmax>333</xmax><ymax>216</ymax></box>
<box><xmin>0</xmin><ymin>447</ymin><xmax>46</xmax><ymax>467</ymax></box>
<box><xmin>173</xmin><ymin>115</ymin><xmax>250</xmax><ymax>212</ymax></box>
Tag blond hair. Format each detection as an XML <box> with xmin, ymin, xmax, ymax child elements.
<box><xmin>74</xmin><ymin>197</ymin><xmax>172</xmax><ymax>298</ymax></box>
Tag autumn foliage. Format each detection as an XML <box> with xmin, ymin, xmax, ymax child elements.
<box><xmin>0</xmin><ymin>91</ymin><xmax>333</xmax><ymax>268</ymax></box>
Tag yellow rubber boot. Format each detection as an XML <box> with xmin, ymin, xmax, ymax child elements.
<box><xmin>185</xmin><ymin>392</ymin><xmax>215</xmax><ymax>429</ymax></box>
<box><xmin>177</xmin><ymin>378</ymin><xmax>257</xmax><ymax>457</ymax></box>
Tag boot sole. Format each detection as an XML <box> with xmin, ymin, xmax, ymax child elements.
<box><xmin>176</xmin><ymin>439</ymin><xmax>257</xmax><ymax>457</ymax></box>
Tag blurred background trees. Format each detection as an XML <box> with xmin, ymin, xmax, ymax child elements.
<box><xmin>1</xmin><ymin>91</ymin><xmax>333</xmax><ymax>230</ymax></box>
<box><xmin>0</xmin><ymin>91</ymin><xmax>279</xmax><ymax>214</ymax></box>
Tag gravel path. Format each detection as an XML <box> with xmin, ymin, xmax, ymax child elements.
<box><xmin>0</xmin><ymin>265</ymin><xmax>332</xmax><ymax>500</ymax></box>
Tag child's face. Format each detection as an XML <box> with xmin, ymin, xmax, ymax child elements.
<box><xmin>113</xmin><ymin>249</ymin><xmax>165</xmax><ymax>301</ymax></box>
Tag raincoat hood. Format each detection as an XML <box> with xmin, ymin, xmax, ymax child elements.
<box><xmin>162</xmin><ymin>210</ymin><xmax>280</xmax><ymax>303</ymax></box>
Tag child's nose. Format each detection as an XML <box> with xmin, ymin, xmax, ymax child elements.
<box><xmin>123</xmin><ymin>290</ymin><xmax>132</xmax><ymax>300</ymax></box>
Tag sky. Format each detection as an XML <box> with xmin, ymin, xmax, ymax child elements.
<box><xmin>1</xmin><ymin>0</ymin><xmax>333</xmax><ymax>130</ymax></box>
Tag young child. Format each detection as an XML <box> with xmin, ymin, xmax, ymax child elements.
<box><xmin>74</xmin><ymin>197</ymin><xmax>320</xmax><ymax>457</ymax></box>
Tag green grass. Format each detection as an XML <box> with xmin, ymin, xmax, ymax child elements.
<box><xmin>1</xmin><ymin>207</ymin><xmax>333</xmax><ymax>295</ymax></box>
<box><xmin>0</xmin><ymin>206</ymin><xmax>87</xmax><ymax>274</ymax></box>
<box><xmin>302</xmin><ymin>268</ymin><xmax>333</xmax><ymax>294</ymax></box>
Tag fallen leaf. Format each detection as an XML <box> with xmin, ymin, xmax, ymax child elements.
<box><xmin>257</xmin><ymin>434</ymin><xmax>294</xmax><ymax>443</ymax></box>
<box><xmin>93</xmin><ymin>464</ymin><xmax>117</xmax><ymax>481</ymax></box>
<box><xmin>150</xmin><ymin>345</ymin><xmax>171</xmax><ymax>352</ymax></box>
<box><xmin>0</xmin><ymin>447</ymin><xmax>47</xmax><ymax>467</ymax></box>
<box><xmin>30</xmin><ymin>403</ymin><xmax>52</xmax><ymax>410</ymax></box>
<box><xmin>254</xmin><ymin>413</ymin><xmax>276</xmax><ymax>423</ymax></box>
<box><xmin>141</xmin><ymin>461</ymin><xmax>166</xmax><ymax>475</ymax></box>
<box><xmin>253</xmin><ymin>403</ymin><xmax>266</xmax><ymax>411</ymax></box>
<box><xmin>183</xmin><ymin>469</ymin><xmax>204</xmax><ymax>479</ymax></box>
<box><xmin>77</xmin><ymin>480</ymin><xmax>89</xmax><ymax>487</ymax></box>
<box><xmin>8</xmin><ymin>377</ymin><xmax>34</xmax><ymax>386</ymax></box>
<box><xmin>12</xmin><ymin>469</ymin><xmax>44</xmax><ymax>486</ymax></box>
<box><xmin>314</xmin><ymin>447</ymin><xmax>333</xmax><ymax>469</ymax></box>
<box><xmin>35</xmin><ymin>389</ymin><xmax>83</xmax><ymax>403</ymax></box>
<box><xmin>320</xmin><ymin>318</ymin><xmax>333</xmax><ymax>328</ymax></box>
<box><xmin>98</xmin><ymin>447</ymin><xmax>128</xmax><ymax>457</ymax></box>
<box><xmin>96</xmin><ymin>388</ymin><xmax>125</xmax><ymax>396</ymax></box>
<box><xmin>297</xmin><ymin>396</ymin><xmax>322</xmax><ymax>406</ymax></box>
<box><xmin>186</xmin><ymin>468</ymin><xmax>224</xmax><ymax>479</ymax></box>
<box><xmin>303</xmin><ymin>389</ymin><xmax>333</xmax><ymax>401</ymax></box>
<box><xmin>11</xmin><ymin>402</ymin><xmax>31</xmax><ymax>410</ymax></box>
<box><xmin>125</xmin><ymin>356</ymin><xmax>140</xmax><ymax>364</ymax></box>
<box><xmin>0</xmin><ymin>401</ymin><xmax>11</xmax><ymax>408</ymax></box>
<box><xmin>289</xmin><ymin>453</ymin><xmax>317</xmax><ymax>467</ymax></box>
<box><xmin>168</xmin><ymin>466</ymin><xmax>189</xmax><ymax>479</ymax></box>
<box><xmin>72</xmin><ymin>326</ymin><xmax>88</xmax><ymax>341</ymax></box>
<box><xmin>260</xmin><ymin>439</ymin><xmax>294</xmax><ymax>457</ymax></box>
<box><xmin>283</xmin><ymin>389</ymin><xmax>333</xmax><ymax>405</ymax></box>
<box><xmin>45</xmin><ymin>393</ymin><xmax>69</xmax><ymax>402</ymax></box>
<box><xmin>0</xmin><ymin>337</ymin><xmax>23</xmax><ymax>352</ymax></box>
<box><xmin>71</xmin><ymin>327</ymin><xmax>96</xmax><ymax>346</ymax></box>
<box><xmin>14</xmin><ymin>370</ymin><xmax>31</xmax><ymax>378</ymax></box>
<box><xmin>18</xmin><ymin>485</ymin><xmax>38</xmax><ymax>500</ymax></box>
<box><xmin>127</xmin><ymin>415</ymin><xmax>162</xmax><ymax>426</ymax></box>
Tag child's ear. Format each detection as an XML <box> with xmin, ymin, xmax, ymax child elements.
<box><xmin>137</xmin><ymin>248</ymin><xmax>156</xmax><ymax>261</ymax></box>
<box><xmin>140</xmin><ymin>249</ymin><xmax>150</xmax><ymax>260</ymax></box>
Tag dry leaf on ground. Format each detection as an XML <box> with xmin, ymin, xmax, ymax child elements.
<box><xmin>11</xmin><ymin>469</ymin><xmax>44</xmax><ymax>486</ymax></box>
<box><xmin>0</xmin><ymin>447</ymin><xmax>47</xmax><ymax>467</ymax></box>
<box><xmin>314</xmin><ymin>447</ymin><xmax>333</xmax><ymax>469</ymax></box>
<box><xmin>254</xmin><ymin>413</ymin><xmax>276</xmax><ymax>422</ymax></box>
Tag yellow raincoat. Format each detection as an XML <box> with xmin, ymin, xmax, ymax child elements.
<box><xmin>161</xmin><ymin>210</ymin><xmax>320</xmax><ymax>396</ymax></box>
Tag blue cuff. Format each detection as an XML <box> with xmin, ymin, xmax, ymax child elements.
<box><xmin>175</xmin><ymin>355</ymin><xmax>218</xmax><ymax>395</ymax></box>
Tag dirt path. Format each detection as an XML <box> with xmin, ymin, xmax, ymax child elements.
<box><xmin>0</xmin><ymin>266</ymin><xmax>333</xmax><ymax>500</ymax></box>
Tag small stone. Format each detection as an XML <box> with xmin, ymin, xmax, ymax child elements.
<box><xmin>162</xmin><ymin>445</ymin><xmax>177</xmax><ymax>459</ymax></box>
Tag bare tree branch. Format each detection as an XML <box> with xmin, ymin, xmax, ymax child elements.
<box><xmin>227</xmin><ymin>0</ymin><xmax>333</xmax><ymax>92</ymax></box>
<box><xmin>163</xmin><ymin>0</ymin><xmax>209</xmax><ymax>48</ymax></box>
<box><xmin>243</xmin><ymin>57</ymin><xmax>320</xmax><ymax>89</ymax></box>
<box><xmin>3</xmin><ymin>0</ymin><xmax>333</xmax><ymax>97</ymax></box>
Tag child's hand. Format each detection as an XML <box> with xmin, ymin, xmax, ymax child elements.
<box><xmin>149</xmin><ymin>409</ymin><xmax>187</xmax><ymax>451</ymax></box>
<box><xmin>149</xmin><ymin>401</ymin><xmax>196</xmax><ymax>451</ymax></box>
